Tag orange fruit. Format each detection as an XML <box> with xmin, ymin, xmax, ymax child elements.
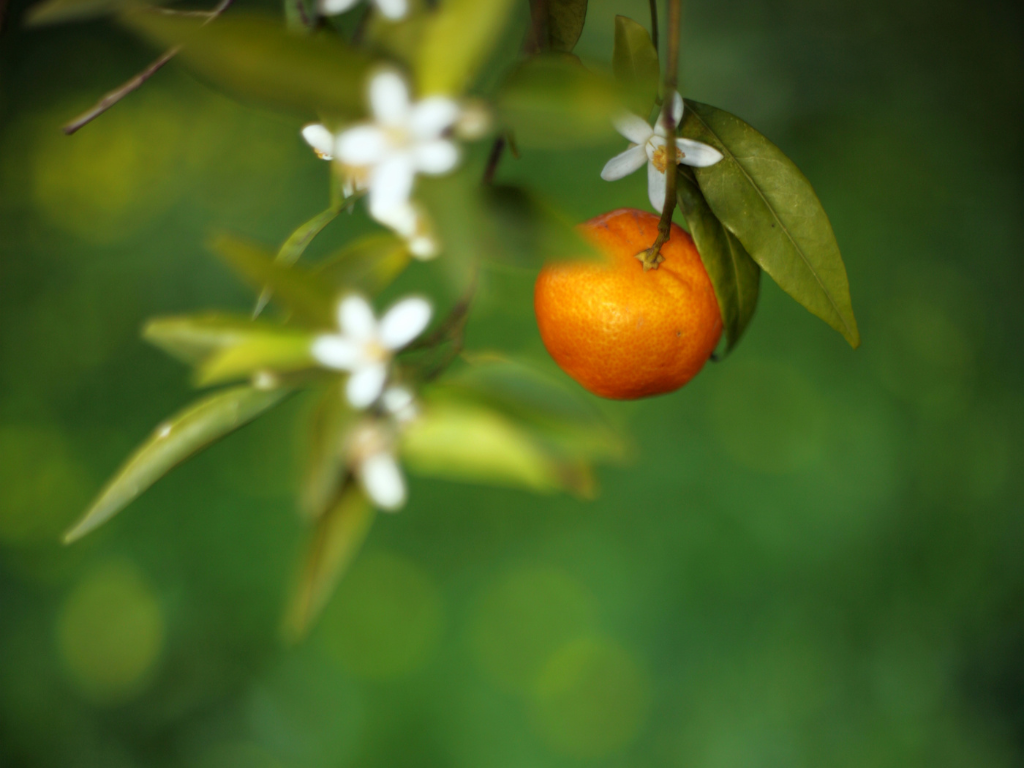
<box><xmin>534</xmin><ymin>208</ymin><xmax>722</xmax><ymax>400</ymax></box>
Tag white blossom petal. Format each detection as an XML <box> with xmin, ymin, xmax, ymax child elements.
<box><xmin>414</xmin><ymin>139</ymin><xmax>459</xmax><ymax>175</ymax></box>
<box><xmin>676</xmin><ymin>137</ymin><xmax>724</xmax><ymax>167</ymax></box>
<box><xmin>359</xmin><ymin>451</ymin><xmax>406</xmax><ymax>510</ymax></box>
<box><xmin>338</xmin><ymin>295</ymin><xmax>377</xmax><ymax>341</ymax></box>
<box><xmin>647</xmin><ymin>161</ymin><xmax>667</xmax><ymax>212</ymax></box>
<box><xmin>369</xmin><ymin>70</ymin><xmax>410</xmax><ymax>127</ymax></box>
<box><xmin>311</xmin><ymin>335</ymin><xmax>363</xmax><ymax>370</ymax></box>
<box><xmin>336</xmin><ymin>125</ymin><xmax>388</xmax><ymax>166</ymax></box>
<box><xmin>600</xmin><ymin>145</ymin><xmax>647</xmax><ymax>181</ymax></box>
<box><xmin>613</xmin><ymin>112</ymin><xmax>654</xmax><ymax>145</ymax></box>
<box><xmin>670</xmin><ymin>91</ymin><xmax>685</xmax><ymax>126</ymax></box>
<box><xmin>373</xmin><ymin>200</ymin><xmax>417</xmax><ymax>237</ymax></box>
<box><xmin>645</xmin><ymin>133</ymin><xmax>665</xmax><ymax>161</ymax></box>
<box><xmin>301</xmin><ymin>124</ymin><xmax>335</xmax><ymax>160</ymax></box>
<box><xmin>409</xmin><ymin>97</ymin><xmax>460</xmax><ymax>139</ymax></box>
<box><xmin>346</xmin><ymin>363</ymin><xmax>388</xmax><ymax>408</ymax></box>
<box><xmin>382</xmin><ymin>385</ymin><xmax>414</xmax><ymax>414</ymax></box>
<box><xmin>368</xmin><ymin>154</ymin><xmax>416</xmax><ymax>219</ymax></box>
<box><xmin>320</xmin><ymin>0</ymin><xmax>359</xmax><ymax>15</ymax></box>
<box><xmin>379</xmin><ymin>297</ymin><xmax>431</xmax><ymax>350</ymax></box>
<box><xmin>408</xmin><ymin>234</ymin><xmax>439</xmax><ymax>259</ymax></box>
<box><xmin>374</xmin><ymin>0</ymin><xmax>408</xmax><ymax>18</ymax></box>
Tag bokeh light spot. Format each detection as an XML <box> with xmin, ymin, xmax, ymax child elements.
<box><xmin>320</xmin><ymin>551</ymin><xmax>443</xmax><ymax>680</ymax></box>
<box><xmin>530</xmin><ymin>635</ymin><xmax>650</xmax><ymax>758</ymax></box>
<box><xmin>56</xmin><ymin>558</ymin><xmax>164</xmax><ymax>704</ymax></box>
<box><xmin>708</xmin><ymin>359</ymin><xmax>827</xmax><ymax>474</ymax></box>
<box><xmin>468</xmin><ymin>566</ymin><xmax>597</xmax><ymax>694</ymax></box>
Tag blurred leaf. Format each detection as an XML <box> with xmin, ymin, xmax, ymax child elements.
<box><xmin>546</xmin><ymin>0</ymin><xmax>588</xmax><ymax>52</ymax></box>
<box><xmin>284</xmin><ymin>483</ymin><xmax>375</xmax><ymax>641</ymax></box>
<box><xmin>301</xmin><ymin>386</ymin><xmax>355</xmax><ymax>520</ymax></box>
<box><xmin>681</xmin><ymin>100</ymin><xmax>860</xmax><ymax>347</ymax></box>
<box><xmin>25</xmin><ymin>0</ymin><xmax>121</xmax><ymax>26</ymax></box>
<box><xmin>366</xmin><ymin>3</ymin><xmax>429</xmax><ymax>67</ymax></box>
<box><xmin>497</xmin><ymin>55</ymin><xmax>621</xmax><ymax>147</ymax></box>
<box><xmin>481</xmin><ymin>185</ymin><xmax>602</xmax><ymax>266</ymax></box>
<box><xmin>612</xmin><ymin>15</ymin><xmax>659</xmax><ymax>118</ymax></box>
<box><xmin>254</xmin><ymin>204</ymin><xmax>343</xmax><ymax>318</ymax></box>
<box><xmin>312</xmin><ymin>233</ymin><xmax>412</xmax><ymax>296</ymax></box>
<box><xmin>64</xmin><ymin>386</ymin><xmax>291</xmax><ymax>543</ymax></box>
<box><xmin>676</xmin><ymin>167</ymin><xmax>761</xmax><ymax>353</ymax></box>
<box><xmin>401</xmin><ymin>399</ymin><xmax>564</xmax><ymax>493</ymax></box>
<box><xmin>418</xmin><ymin>172</ymin><xmax>484</xmax><ymax>295</ymax></box>
<box><xmin>119</xmin><ymin>11</ymin><xmax>371</xmax><ymax>117</ymax></box>
<box><xmin>144</xmin><ymin>313</ymin><xmax>268</xmax><ymax>368</ymax></box>
<box><xmin>196</xmin><ymin>329</ymin><xmax>315</xmax><ymax>387</ymax></box>
<box><xmin>416</xmin><ymin>0</ymin><xmax>517</xmax><ymax>95</ymax></box>
<box><xmin>209</xmin><ymin>234</ymin><xmax>334</xmax><ymax>327</ymax></box>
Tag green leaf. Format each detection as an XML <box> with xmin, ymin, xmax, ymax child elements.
<box><xmin>144</xmin><ymin>313</ymin><xmax>269</xmax><ymax>368</ymax></box>
<box><xmin>254</xmin><ymin>204</ymin><xmax>343</xmax><ymax>318</ymax></box>
<box><xmin>284</xmin><ymin>483</ymin><xmax>374</xmax><ymax>641</ymax></box>
<box><xmin>676</xmin><ymin>168</ymin><xmax>761</xmax><ymax>353</ymax></box>
<box><xmin>418</xmin><ymin>172</ymin><xmax>485</xmax><ymax>295</ymax></box>
<box><xmin>312</xmin><ymin>233</ymin><xmax>412</xmax><ymax>297</ymax></box>
<box><xmin>612</xmin><ymin>15</ymin><xmax>659</xmax><ymax>119</ymax></box>
<box><xmin>680</xmin><ymin>100</ymin><xmax>860</xmax><ymax>347</ymax></box>
<box><xmin>119</xmin><ymin>11</ymin><xmax>371</xmax><ymax>117</ymax></box>
<box><xmin>497</xmin><ymin>55</ymin><xmax>621</xmax><ymax>147</ymax></box>
<box><xmin>300</xmin><ymin>386</ymin><xmax>355</xmax><ymax>520</ymax></box>
<box><xmin>401</xmin><ymin>400</ymin><xmax>563</xmax><ymax>493</ymax></box>
<box><xmin>64</xmin><ymin>386</ymin><xmax>291</xmax><ymax>543</ymax></box>
<box><xmin>547</xmin><ymin>0</ymin><xmax>588</xmax><ymax>52</ymax></box>
<box><xmin>416</xmin><ymin>0</ymin><xmax>517</xmax><ymax>96</ymax></box>
<box><xmin>196</xmin><ymin>329</ymin><xmax>315</xmax><ymax>387</ymax></box>
<box><xmin>25</xmin><ymin>0</ymin><xmax>121</xmax><ymax>26</ymax></box>
<box><xmin>209</xmin><ymin>234</ymin><xmax>334</xmax><ymax>327</ymax></box>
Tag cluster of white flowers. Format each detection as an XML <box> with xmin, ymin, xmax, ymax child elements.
<box><xmin>601</xmin><ymin>92</ymin><xmax>723</xmax><ymax>211</ymax></box>
<box><xmin>302</xmin><ymin>70</ymin><xmax>463</xmax><ymax>259</ymax></box>
<box><xmin>311</xmin><ymin>293</ymin><xmax>430</xmax><ymax>511</ymax></box>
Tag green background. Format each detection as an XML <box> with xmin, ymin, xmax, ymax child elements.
<box><xmin>1</xmin><ymin>0</ymin><xmax>1022</xmax><ymax>765</ymax></box>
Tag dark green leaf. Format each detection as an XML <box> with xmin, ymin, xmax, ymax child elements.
<box><xmin>300</xmin><ymin>386</ymin><xmax>355</xmax><ymax>521</ymax></box>
<box><xmin>64</xmin><ymin>386</ymin><xmax>291</xmax><ymax>543</ymax></box>
<box><xmin>416</xmin><ymin>0</ymin><xmax>517</xmax><ymax>96</ymax></box>
<box><xmin>680</xmin><ymin>100</ymin><xmax>860</xmax><ymax>347</ymax></box>
<box><xmin>209</xmin><ymin>234</ymin><xmax>334</xmax><ymax>327</ymax></box>
<box><xmin>119</xmin><ymin>11</ymin><xmax>371</xmax><ymax>117</ymax></box>
<box><xmin>612</xmin><ymin>15</ymin><xmax>659</xmax><ymax>119</ymax></box>
<box><xmin>418</xmin><ymin>172</ymin><xmax>484</xmax><ymax>295</ymax></box>
<box><xmin>312</xmin><ymin>233</ymin><xmax>411</xmax><ymax>296</ymax></box>
<box><xmin>547</xmin><ymin>0</ymin><xmax>588</xmax><ymax>52</ymax></box>
<box><xmin>196</xmin><ymin>329</ymin><xmax>315</xmax><ymax>387</ymax></box>
<box><xmin>676</xmin><ymin>167</ymin><xmax>761</xmax><ymax>353</ymax></box>
<box><xmin>497</xmin><ymin>56</ymin><xmax>621</xmax><ymax>147</ymax></box>
<box><xmin>284</xmin><ymin>483</ymin><xmax>374</xmax><ymax>641</ymax></box>
<box><xmin>25</xmin><ymin>0</ymin><xmax>121</xmax><ymax>26</ymax></box>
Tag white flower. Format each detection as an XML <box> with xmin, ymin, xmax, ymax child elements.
<box><xmin>347</xmin><ymin>421</ymin><xmax>406</xmax><ymax>510</ymax></box>
<box><xmin>381</xmin><ymin>384</ymin><xmax>419</xmax><ymax>424</ymax></box>
<box><xmin>372</xmin><ymin>200</ymin><xmax>439</xmax><ymax>259</ymax></box>
<box><xmin>320</xmin><ymin>0</ymin><xmax>407</xmax><ymax>21</ymax></box>
<box><xmin>600</xmin><ymin>93</ymin><xmax>724</xmax><ymax>212</ymax></box>
<box><xmin>311</xmin><ymin>294</ymin><xmax>432</xmax><ymax>409</ymax></box>
<box><xmin>336</xmin><ymin>70</ymin><xmax>461</xmax><ymax>224</ymax></box>
<box><xmin>300</xmin><ymin>123</ymin><xmax>364</xmax><ymax>199</ymax></box>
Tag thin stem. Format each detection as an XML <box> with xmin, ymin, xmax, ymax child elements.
<box><xmin>62</xmin><ymin>0</ymin><xmax>234</xmax><ymax>135</ymax></box>
<box><xmin>648</xmin><ymin>0</ymin><xmax>659</xmax><ymax>54</ymax></box>
<box><xmin>526</xmin><ymin>0</ymin><xmax>549</xmax><ymax>55</ymax></box>
<box><xmin>638</xmin><ymin>0</ymin><xmax>681</xmax><ymax>271</ymax></box>
<box><xmin>482</xmin><ymin>136</ymin><xmax>506</xmax><ymax>185</ymax></box>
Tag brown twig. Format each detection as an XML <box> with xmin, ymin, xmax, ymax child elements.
<box><xmin>482</xmin><ymin>136</ymin><xmax>506</xmax><ymax>185</ymax></box>
<box><xmin>648</xmin><ymin>0</ymin><xmax>659</xmax><ymax>54</ymax></box>
<box><xmin>525</xmin><ymin>0</ymin><xmax>548</xmax><ymax>55</ymax></box>
<box><xmin>638</xmin><ymin>0</ymin><xmax>680</xmax><ymax>270</ymax></box>
<box><xmin>62</xmin><ymin>0</ymin><xmax>235</xmax><ymax>135</ymax></box>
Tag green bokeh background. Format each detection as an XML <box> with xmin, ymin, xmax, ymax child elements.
<box><xmin>1</xmin><ymin>0</ymin><xmax>1022</xmax><ymax>765</ymax></box>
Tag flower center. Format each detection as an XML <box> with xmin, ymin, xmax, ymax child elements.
<box><xmin>650</xmin><ymin>143</ymin><xmax>685</xmax><ymax>173</ymax></box>
<box><xmin>363</xmin><ymin>339</ymin><xmax>390</xmax><ymax>363</ymax></box>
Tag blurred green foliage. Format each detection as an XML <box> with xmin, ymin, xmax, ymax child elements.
<box><xmin>1</xmin><ymin>0</ymin><xmax>1022</xmax><ymax>766</ymax></box>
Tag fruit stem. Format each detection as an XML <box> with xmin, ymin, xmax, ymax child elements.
<box><xmin>638</xmin><ymin>0</ymin><xmax>682</xmax><ymax>272</ymax></box>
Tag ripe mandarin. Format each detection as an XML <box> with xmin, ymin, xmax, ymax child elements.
<box><xmin>534</xmin><ymin>208</ymin><xmax>722</xmax><ymax>400</ymax></box>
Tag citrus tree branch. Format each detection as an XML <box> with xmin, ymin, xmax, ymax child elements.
<box><xmin>648</xmin><ymin>0</ymin><xmax>659</xmax><ymax>54</ymax></box>
<box><xmin>62</xmin><ymin>0</ymin><xmax>235</xmax><ymax>135</ymax></box>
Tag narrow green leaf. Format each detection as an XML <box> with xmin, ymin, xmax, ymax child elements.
<box><xmin>401</xmin><ymin>400</ymin><xmax>563</xmax><ymax>493</ymax></box>
<box><xmin>119</xmin><ymin>11</ymin><xmax>371</xmax><ymax>117</ymax></box>
<box><xmin>416</xmin><ymin>0</ymin><xmax>517</xmax><ymax>96</ymax></box>
<box><xmin>196</xmin><ymin>330</ymin><xmax>315</xmax><ymax>387</ymax></box>
<box><xmin>25</xmin><ymin>0</ymin><xmax>121</xmax><ymax>26</ymax></box>
<box><xmin>680</xmin><ymin>100</ymin><xmax>860</xmax><ymax>347</ymax></box>
<box><xmin>312</xmin><ymin>233</ymin><xmax>412</xmax><ymax>297</ymax></box>
<box><xmin>612</xmin><ymin>15</ymin><xmax>659</xmax><ymax>118</ymax></box>
<box><xmin>676</xmin><ymin>167</ymin><xmax>761</xmax><ymax>353</ymax></box>
<box><xmin>209</xmin><ymin>234</ymin><xmax>333</xmax><ymax>327</ymax></box>
<box><xmin>418</xmin><ymin>172</ymin><xmax>485</xmax><ymax>295</ymax></box>
<box><xmin>284</xmin><ymin>483</ymin><xmax>374</xmax><ymax>641</ymax></box>
<box><xmin>300</xmin><ymin>386</ymin><xmax>355</xmax><ymax>520</ymax></box>
<box><xmin>547</xmin><ymin>0</ymin><xmax>588</xmax><ymax>52</ymax></box>
<box><xmin>64</xmin><ymin>386</ymin><xmax>290</xmax><ymax>543</ymax></box>
<box><xmin>497</xmin><ymin>56</ymin><xmax>622</xmax><ymax>147</ymax></box>
<box><xmin>144</xmin><ymin>313</ymin><xmax>270</xmax><ymax>368</ymax></box>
